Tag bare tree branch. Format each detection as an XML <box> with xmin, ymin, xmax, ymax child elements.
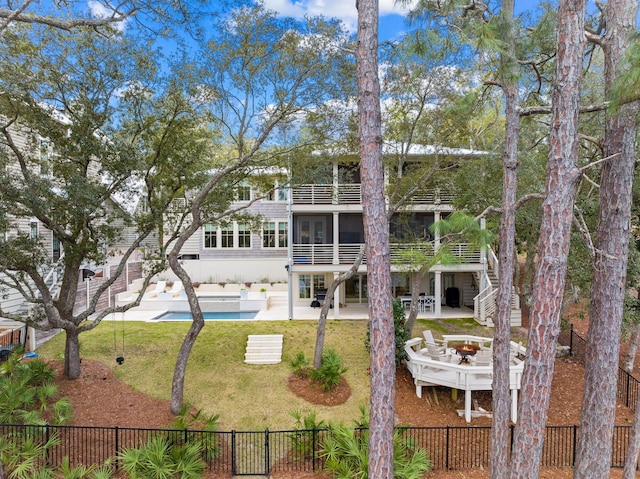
<box><xmin>0</xmin><ymin>7</ymin><xmax>135</xmax><ymax>32</ymax></box>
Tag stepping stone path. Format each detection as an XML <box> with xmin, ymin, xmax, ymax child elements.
<box><xmin>243</xmin><ymin>334</ymin><xmax>284</xmax><ymax>364</ymax></box>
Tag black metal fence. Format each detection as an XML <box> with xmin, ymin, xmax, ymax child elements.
<box><xmin>3</xmin><ymin>322</ymin><xmax>639</xmax><ymax>475</ymax></box>
<box><xmin>558</xmin><ymin>323</ymin><xmax>640</xmax><ymax>410</ymax></box>
<box><xmin>1</xmin><ymin>422</ymin><xmax>638</xmax><ymax>475</ymax></box>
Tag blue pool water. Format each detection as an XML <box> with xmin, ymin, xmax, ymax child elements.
<box><xmin>153</xmin><ymin>311</ymin><xmax>258</xmax><ymax>321</ymax></box>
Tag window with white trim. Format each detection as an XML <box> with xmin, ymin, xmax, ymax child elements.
<box><xmin>238</xmin><ymin>223</ymin><xmax>251</xmax><ymax>248</ymax></box>
<box><xmin>204</xmin><ymin>224</ymin><xmax>217</xmax><ymax>248</ymax></box>
<box><xmin>263</xmin><ymin>220</ymin><xmax>288</xmax><ymax>248</ymax></box>
<box><xmin>220</xmin><ymin>224</ymin><xmax>233</xmax><ymax>248</ymax></box>
<box><xmin>204</xmin><ymin>221</ymin><xmax>253</xmax><ymax>249</ymax></box>
<box><xmin>263</xmin><ymin>180</ymin><xmax>289</xmax><ymax>202</ymax></box>
<box><xmin>29</xmin><ymin>220</ymin><xmax>38</xmax><ymax>239</ymax></box>
<box><xmin>236</xmin><ymin>180</ymin><xmax>251</xmax><ymax>201</ymax></box>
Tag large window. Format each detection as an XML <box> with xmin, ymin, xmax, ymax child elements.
<box><xmin>263</xmin><ymin>221</ymin><xmax>288</xmax><ymax>248</ymax></box>
<box><xmin>238</xmin><ymin>223</ymin><xmax>251</xmax><ymax>248</ymax></box>
<box><xmin>221</xmin><ymin>224</ymin><xmax>234</xmax><ymax>248</ymax></box>
<box><xmin>206</xmin><ymin>222</ymin><xmax>252</xmax><ymax>249</ymax></box>
<box><xmin>204</xmin><ymin>224</ymin><xmax>217</xmax><ymax>248</ymax></box>
<box><xmin>236</xmin><ymin>180</ymin><xmax>251</xmax><ymax>201</ymax></box>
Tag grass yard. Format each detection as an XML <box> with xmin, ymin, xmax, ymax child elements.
<box><xmin>36</xmin><ymin>317</ymin><xmax>517</xmax><ymax>431</ymax></box>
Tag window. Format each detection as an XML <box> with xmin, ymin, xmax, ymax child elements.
<box><xmin>262</xmin><ymin>180</ymin><xmax>289</xmax><ymax>202</ymax></box>
<box><xmin>238</xmin><ymin>223</ymin><xmax>251</xmax><ymax>248</ymax></box>
<box><xmin>237</xmin><ymin>180</ymin><xmax>251</xmax><ymax>201</ymax></box>
<box><xmin>263</xmin><ymin>221</ymin><xmax>288</xmax><ymax>248</ymax></box>
<box><xmin>204</xmin><ymin>224</ymin><xmax>217</xmax><ymax>248</ymax></box>
<box><xmin>39</xmin><ymin>138</ymin><xmax>51</xmax><ymax>176</ymax></box>
<box><xmin>221</xmin><ymin>224</ymin><xmax>234</xmax><ymax>248</ymax></box>
<box><xmin>29</xmin><ymin>220</ymin><xmax>38</xmax><ymax>240</ymax></box>
<box><xmin>263</xmin><ymin>222</ymin><xmax>276</xmax><ymax>248</ymax></box>
<box><xmin>278</xmin><ymin>222</ymin><xmax>288</xmax><ymax>247</ymax></box>
<box><xmin>299</xmin><ymin>274</ymin><xmax>311</xmax><ymax>299</ymax></box>
<box><xmin>313</xmin><ymin>274</ymin><xmax>325</xmax><ymax>291</ymax></box>
<box><xmin>205</xmin><ymin>221</ymin><xmax>252</xmax><ymax>249</ymax></box>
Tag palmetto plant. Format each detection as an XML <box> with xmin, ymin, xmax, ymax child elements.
<box><xmin>320</xmin><ymin>408</ymin><xmax>430</xmax><ymax>479</ymax></box>
<box><xmin>119</xmin><ymin>435</ymin><xmax>205</xmax><ymax>479</ymax></box>
<box><xmin>288</xmin><ymin>409</ymin><xmax>327</xmax><ymax>460</ymax></box>
<box><xmin>308</xmin><ymin>348</ymin><xmax>347</xmax><ymax>392</ymax></box>
<box><xmin>1</xmin><ymin>432</ymin><xmax>60</xmax><ymax>479</ymax></box>
<box><xmin>0</xmin><ymin>356</ymin><xmax>68</xmax><ymax>425</ymax></box>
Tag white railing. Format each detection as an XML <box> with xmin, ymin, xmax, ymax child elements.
<box><xmin>337</xmin><ymin>184</ymin><xmax>362</xmax><ymax>204</ymax></box>
<box><xmin>42</xmin><ymin>253</ymin><xmax>65</xmax><ymax>299</ymax></box>
<box><xmin>292</xmin><ymin>184</ymin><xmax>454</xmax><ymax>206</ymax></box>
<box><xmin>292</xmin><ymin>244</ymin><xmax>334</xmax><ymax>264</ymax></box>
<box><xmin>293</xmin><ymin>242</ymin><xmax>480</xmax><ymax>266</ymax></box>
<box><xmin>292</xmin><ymin>185</ymin><xmax>333</xmax><ymax>204</ymax></box>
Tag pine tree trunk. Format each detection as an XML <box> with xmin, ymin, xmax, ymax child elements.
<box><xmin>574</xmin><ymin>0</ymin><xmax>638</xmax><ymax>475</ymax></box>
<box><xmin>357</xmin><ymin>1</ymin><xmax>395</xmax><ymax>477</ymax></box>
<box><xmin>508</xmin><ymin>0</ymin><xmax>585</xmax><ymax>476</ymax></box>
<box><xmin>490</xmin><ymin>0</ymin><xmax>519</xmax><ymax>475</ymax></box>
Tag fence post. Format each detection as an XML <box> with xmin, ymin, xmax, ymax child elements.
<box><xmin>569</xmin><ymin>323</ymin><xmax>574</xmax><ymax>356</ymax></box>
<box><xmin>114</xmin><ymin>426</ymin><xmax>119</xmax><ymax>471</ymax></box>
<box><xmin>45</xmin><ymin>424</ymin><xmax>50</xmax><ymax>467</ymax></box>
<box><xmin>231</xmin><ymin>431</ymin><xmax>236</xmax><ymax>476</ymax></box>
<box><xmin>265</xmin><ymin>428</ymin><xmax>270</xmax><ymax>475</ymax></box>
<box><xmin>572</xmin><ymin>425</ymin><xmax>578</xmax><ymax>467</ymax></box>
<box><xmin>312</xmin><ymin>427</ymin><xmax>317</xmax><ymax>471</ymax></box>
<box><xmin>445</xmin><ymin>426</ymin><xmax>450</xmax><ymax>470</ymax></box>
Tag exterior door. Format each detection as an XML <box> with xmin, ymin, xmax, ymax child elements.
<box><xmin>345</xmin><ymin>274</ymin><xmax>368</xmax><ymax>303</ymax></box>
<box><xmin>298</xmin><ymin>216</ymin><xmax>326</xmax><ymax>244</ymax></box>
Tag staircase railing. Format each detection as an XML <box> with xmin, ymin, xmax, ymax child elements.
<box><xmin>473</xmin><ymin>248</ymin><xmax>520</xmax><ymax>326</ymax></box>
<box><xmin>42</xmin><ymin>253</ymin><xmax>65</xmax><ymax>299</ymax></box>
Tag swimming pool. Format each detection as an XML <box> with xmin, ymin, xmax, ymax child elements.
<box><xmin>152</xmin><ymin>311</ymin><xmax>258</xmax><ymax>321</ymax></box>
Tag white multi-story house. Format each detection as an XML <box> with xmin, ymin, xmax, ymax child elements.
<box><xmin>172</xmin><ymin>146</ymin><xmax>521</xmax><ymax>327</ymax></box>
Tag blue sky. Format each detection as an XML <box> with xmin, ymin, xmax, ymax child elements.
<box><xmin>259</xmin><ymin>0</ymin><xmax>554</xmax><ymax>39</ymax></box>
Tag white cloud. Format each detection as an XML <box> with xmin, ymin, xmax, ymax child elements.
<box><xmin>261</xmin><ymin>0</ymin><xmax>417</xmax><ymax>32</ymax></box>
<box><xmin>87</xmin><ymin>1</ymin><xmax>128</xmax><ymax>32</ymax></box>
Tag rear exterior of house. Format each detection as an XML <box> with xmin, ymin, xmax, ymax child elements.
<box><xmin>173</xmin><ymin>149</ymin><xmax>521</xmax><ymax>326</ymax></box>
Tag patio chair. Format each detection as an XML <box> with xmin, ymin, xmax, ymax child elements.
<box><xmin>474</xmin><ymin>349</ymin><xmax>492</xmax><ymax>366</ymax></box>
<box><xmin>144</xmin><ymin>280</ymin><xmax>166</xmax><ymax>299</ymax></box>
<box><xmin>423</xmin><ymin>330</ymin><xmax>447</xmax><ymax>352</ymax></box>
<box><xmin>168</xmin><ymin>280</ymin><xmax>183</xmax><ymax>296</ymax></box>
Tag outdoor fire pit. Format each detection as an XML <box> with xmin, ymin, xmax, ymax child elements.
<box><xmin>453</xmin><ymin>343</ymin><xmax>480</xmax><ymax>364</ymax></box>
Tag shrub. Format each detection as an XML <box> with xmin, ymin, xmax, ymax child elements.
<box><xmin>119</xmin><ymin>435</ymin><xmax>205</xmax><ymax>479</ymax></box>
<box><xmin>288</xmin><ymin>351</ymin><xmax>309</xmax><ymax>377</ymax></box>
<box><xmin>308</xmin><ymin>348</ymin><xmax>347</xmax><ymax>392</ymax></box>
<box><xmin>288</xmin><ymin>409</ymin><xmax>326</xmax><ymax>460</ymax></box>
<box><xmin>321</xmin><ymin>408</ymin><xmax>430</xmax><ymax>479</ymax></box>
<box><xmin>365</xmin><ymin>298</ymin><xmax>410</xmax><ymax>367</ymax></box>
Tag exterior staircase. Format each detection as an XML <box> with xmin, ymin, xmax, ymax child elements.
<box><xmin>244</xmin><ymin>334</ymin><xmax>284</xmax><ymax>364</ymax></box>
<box><xmin>474</xmin><ymin>249</ymin><xmax>522</xmax><ymax>327</ymax></box>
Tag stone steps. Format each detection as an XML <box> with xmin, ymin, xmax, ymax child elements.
<box><xmin>244</xmin><ymin>334</ymin><xmax>283</xmax><ymax>364</ymax></box>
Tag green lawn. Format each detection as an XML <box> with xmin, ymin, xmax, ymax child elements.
<box><xmin>36</xmin><ymin>317</ymin><xmax>518</xmax><ymax>430</ymax></box>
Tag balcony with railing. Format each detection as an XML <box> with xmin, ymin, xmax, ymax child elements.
<box><xmin>292</xmin><ymin>184</ymin><xmax>454</xmax><ymax>207</ymax></box>
<box><xmin>292</xmin><ymin>242</ymin><xmax>481</xmax><ymax>266</ymax></box>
